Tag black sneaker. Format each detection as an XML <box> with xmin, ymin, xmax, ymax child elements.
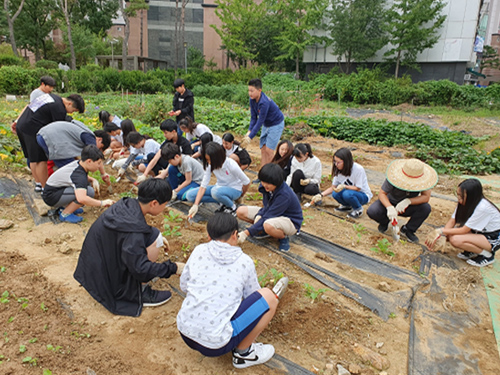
<box><xmin>457</xmin><ymin>251</ymin><xmax>476</xmax><ymax>260</ymax></box>
<box><xmin>347</xmin><ymin>208</ymin><xmax>363</xmax><ymax>219</ymax></box>
<box><xmin>142</xmin><ymin>286</ymin><xmax>172</xmax><ymax>307</ymax></box>
<box><xmin>335</xmin><ymin>205</ymin><xmax>352</xmax><ymax>212</ymax></box>
<box><xmin>467</xmin><ymin>254</ymin><xmax>495</xmax><ymax>267</ymax></box>
<box><xmin>378</xmin><ymin>223</ymin><xmax>389</xmax><ymax>234</ymax></box>
<box><xmin>400</xmin><ymin>225</ymin><xmax>419</xmax><ymax>243</ymax></box>
<box><xmin>214</xmin><ymin>204</ymin><xmax>225</xmax><ymax>213</ymax></box>
<box><xmin>34</xmin><ymin>183</ymin><xmax>43</xmax><ymax>193</ymax></box>
<box><xmin>222</xmin><ymin>206</ymin><xmax>237</xmax><ymax>216</ymax></box>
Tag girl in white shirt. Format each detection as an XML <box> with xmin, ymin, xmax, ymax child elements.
<box><xmin>222</xmin><ymin>133</ymin><xmax>252</xmax><ymax>170</ymax></box>
<box><xmin>426</xmin><ymin>178</ymin><xmax>500</xmax><ymax>267</ymax></box>
<box><xmin>179</xmin><ymin>117</ymin><xmax>222</xmax><ymax>159</ymax></box>
<box><xmin>186</xmin><ymin>142</ymin><xmax>250</xmax><ymax>216</ymax></box>
<box><xmin>286</xmin><ymin>143</ymin><xmax>321</xmax><ymax>201</ymax></box>
<box><xmin>313</xmin><ymin>148</ymin><xmax>372</xmax><ymax>219</ymax></box>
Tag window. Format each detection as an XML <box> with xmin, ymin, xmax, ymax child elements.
<box><xmin>193</xmin><ymin>9</ymin><xmax>203</xmax><ymax>23</ymax></box>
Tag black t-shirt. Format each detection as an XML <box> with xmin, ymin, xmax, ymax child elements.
<box><xmin>17</xmin><ymin>94</ymin><xmax>67</xmax><ymax>137</ymax></box>
<box><xmin>161</xmin><ymin>135</ymin><xmax>194</xmax><ymax>157</ymax></box>
<box><xmin>381</xmin><ymin>179</ymin><xmax>420</xmax><ymax>205</ymax></box>
<box><xmin>42</xmin><ymin>161</ymin><xmax>88</xmax><ymax>206</ymax></box>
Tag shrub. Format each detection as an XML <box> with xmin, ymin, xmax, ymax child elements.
<box><xmin>35</xmin><ymin>60</ymin><xmax>59</xmax><ymax>70</ymax></box>
<box><xmin>0</xmin><ymin>54</ymin><xmax>27</xmax><ymax>67</ymax></box>
<box><xmin>0</xmin><ymin>66</ymin><xmax>37</xmax><ymax>94</ymax></box>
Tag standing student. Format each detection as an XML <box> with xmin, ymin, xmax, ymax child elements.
<box><xmin>222</xmin><ymin>133</ymin><xmax>252</xmax><ymax>170</ymax></box>
<box><xmin>367</xmin><ymin>159</ymin><xmax>438</xmax><ymax>243</ymax></box>
<box><xmin>177</xmin><ymin>213</ymin><xmax>282</xmax><ymax>369</ymax></box>
<box><xmin>312</xmin><ymin>148</ymin><xmax>372</xmax><ymax>219</ymax></box>
<box><xmin>241</xmin><ymin>78</ymin><xmax>285</xmax><ymax>168</ymax></box>
<box><xmin>271</xmin><ymin>140</ymin><xmax>294</xmax><ymax>179</ymax></box>
<box><xmin>286</xmin><ymin>143</ymin><xmax>321</xmax><ymax>201</ymax></box>
<box><xmin>169</xmin><ymin>79</ymin><xmax>194</xmax><ymax>124</ymax></box>
<box><xmin>186</xmin><ymin>142</ymin><xmax>250</xmax><ymax>216</ymax></box>
<box><xmin>426</xmin><ymin>179</ymin><xmax>500</xmax><ymax>267</ymax></box>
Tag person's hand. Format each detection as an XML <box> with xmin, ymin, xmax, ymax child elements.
<box><xmin>395</xmin><ymin>198</ymin><xmax>411</xmax><ymax>214</ymax></box>
<box><xmin>175</xmin><ymin>262</ymin><xmax>186</xmax><ymax>275</ymax></box>
<box><xmin>240</xmin><ymin>136</ymin><xmax>251</xmax><ymax>149</ymax></box>
<box><xmin>386</xmin><ymin>206</ymin><xmax>397</xmax><ymax>222</ymax></box>
<box><xmin>333</xmin><ymin>184</ymin><xmax>345</xmax><ymax>193</ymax></box>
<box><xmin>425</xmin><ymin>228</ymin><xmax>443</xmax><ymax>250</ymax></box>
<box><xmin>168</xmin><ymin>110</ymin><xmax>175</xmax><ymax>116</ymax></box>
<box><xmin>162</xmin><ymin>236</ymin><xmax>170</xmax><ymax>252</ymax></box>
<box><xmin>311</xmin><ymin>194</ymin><xmax>323</xmax><ymax>203</ymax></box>
<box><xmin>300</xmin><ymin>179</ymin><xmax>310</xmax><ymax>186</ymax></box>
<box><xmin>117</xmin><ymin>167</ymin><xmax>126</xmax><ymax>177</ymax></box>
<box><xmin>10</xmin><ymin>121</ymin><xmax>16</xmax><ymax>134</ymax></box>
<box><xmin>101</xmin><ymin>199</ymin><xmax>115</xmax><ymax>207</ymax></box>
<box><xmin>92</xmin><ymin>179</ymin><xmax>100</xmax><ymax>196</ymax></box>
<box><xmin>101</xmin><ymin>173</ymin><xmax>111</xmax><ymax>186</ymax></box>
<box><xmin>188</xmin><ymin>204</ymin><xmax>198</xmax><ymax>218</ymax></box>
<box><xmin>104</xmin><ymin>148</ymin><xmax>113</xmax><ymax>158</ymax></box>
<box><xmin>171</xmin><ymin>189</ymin><xmax>178</xmax><ymax>201</ymax></box>
<box><xmin>238</xmin><ymin>231</ymin><xmax>248</xmax><ymax>244</ymax></box>
<box><xmin>136</xmin><ymin>174</ymin><xmax>147</xmax><ymax>184</ymax></box>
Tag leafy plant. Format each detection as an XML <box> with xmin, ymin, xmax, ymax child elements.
<box><xmin>22</xmin><ymin>356</ymin><xmax>38</xmax><ymax>366</ymax></box>
<box><xmin>119</xmin><ymin>190</ymin><xmax>136</xmax><ymax>198</ymax></box>
<box><xmin>0</xmin><ymin>266</ymin><xmax>6</xmax><ymax>272</ymax></box>
<box><xmin>181</xmin><ymin>244</ymin><xmax>190</xmax><ymax>259</ymax></box>
<box><xmin>303</xmin><ymin>283</ymin><xmax>331</xmax><ymax>302</ymax></box>
<box><xmin>1</xmin><ymin>291</ymin><xmax>10</xmax><ymax>304</ymax></box>
<box><xmin>259</xmin><ymin>268</ymin><xmax>285</xmax><ymax>288</ymax></box>
<box><xmin>71</xmin><ymin>331</ymin><xmax>91</xmax><ymax>339</ymax></box>
<box><xmin>28</xmin><ymin>338</ymin><xmax>38</xmax><ymax>343</ymax></box>
<box><xmin>40</xmin><ymin>302</ymin><xmax>48</xmax><ymax>312</ymax></box>
<box><xmin>46</xmin><ymin>344</ymin><xmax>63</xmax><ymax>353</ymax></box>
<box><xmin>17</xmin><ymin>297</ymin><xmax>29</xmax><ymax>310</ymax></box>
<box><xmin>245</xmin><ymin>192</ymin><xmax>263</xmax><ymax>201</ymax></box>
<box><xmin>302</xmin><ymin>215</ymin><xmax>314</xmax><ymax>226</ymax></box>
<box><xmin>43</xmin><ymin>370</ymin><xmax>53</xmax><ymax>375</ymax></box>
<box><xmin>370</xmin><ymin>238</ymin><xmax>394</xmax><ymax>257</ymax></box>
<box><xmin>19</xmin><ymin>344</ymin><xmax>26</xmax><ymax>353</ymax></box>
<box><xmin>162</xmin><ymin>224</ymin><xmax>182</xmax><ymax>238</ymax></box>
<box><xmin>164</xmin><ymin>210</ymin><xmax>182</xmax><ymax>223</ymax></box>
<box><xmin>353</xmin><ymin>223</ymin><xmax>367</xmax><ymax>243</ymax></box>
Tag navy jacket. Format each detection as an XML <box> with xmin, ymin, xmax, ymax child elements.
<box><xmin>172</xmin><ymin>89</ymin><xmax>194</xmax><ymax>123</ymax></box>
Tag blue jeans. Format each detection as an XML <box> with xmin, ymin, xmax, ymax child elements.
<box><xmin>186</xmin><ymin>185</ymin><xmax>242</xmax><ymax>207</ymax></box>
<box><xmin>167</xmin><ymin>165</ymin><xmax>199</xmax><ymax>201</ymax></box>
<box><xmin>331</xmin><ymin>189</ymin><xmax>369</xmax><ymax>210</ymax></box>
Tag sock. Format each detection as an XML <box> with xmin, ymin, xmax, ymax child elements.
<box><xmin>61</xmin><ymin>212</ymin><xmax>70</xmax><ymax>218</ymax></box>
<box><xmin>480</xmin><ymin>250</ymin><xmax>493</xmax><ymax>258</ymax></box>
<box><xmin>35</xmin><ymin>182</ymin><xmax>42</xmax><ymax>187</ymax></box>
<box><xmin>234</xmin><ymin>346</ymin><xmax>251</xmax><ymax>356</ymax></box>
<box><xmin>231</xmin><ymin>204</ymin><xmax>236</xmax><ymax>210</ymax></box>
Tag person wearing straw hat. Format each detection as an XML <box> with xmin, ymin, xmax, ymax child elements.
<box><xmin>367</xmin><ymin>159</ymin><xmax>438</xmax><ymax>243</ymax></box>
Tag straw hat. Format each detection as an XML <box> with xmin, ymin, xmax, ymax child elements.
<box><xmin>386</xmin><ymin>159</ymin><xmax>438</xmax><ymax>192</ymax></box>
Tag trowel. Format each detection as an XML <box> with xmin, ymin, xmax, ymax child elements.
<box><xmin>391</xmin><ymin>218</ymin><xmax>400</xmax><ymax>241</ymax></box>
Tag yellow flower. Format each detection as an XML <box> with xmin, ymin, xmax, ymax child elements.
<box><xmin>0</xmin><ymin>129</ymin><xmax>7</xmax><ymax>135</ymax></box>
<box><xmin>0</xmin><ymin>154</ymin><xmax>9</xmax><ymax>160</ymax></box>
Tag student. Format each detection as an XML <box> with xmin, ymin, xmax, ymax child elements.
<box><xmin>177</xmin><ymin>213</ymin><xmax>283</xmax><ymax>369</ymax></box>
<box><xmin>237</xmin><ymin>163</ymin><xmax>303</xmax><ymax>252</ymax></box>
<box><xmin>426</xmin><ymin>179</ymin><xmax>500</xmax><ymax>267</ymax></box>
<box><xmin>186</xmin><ymin>142</ymin><xmax>250</xmax><ymax>216</ymax></box>
<box><xmin>98</xmin><ymin>110</ymin><xmax>122</xmax><ymax>127</ymax></box>
<box><xmin>136</xmin><ymin>119</ymin><xmax>193</xmax><ymax>182</ymax></box>
<box><xmin>241</xmin><ymin>78</ymin><xmax>285</xmax><ymax>168</ymax></box>
<box><xmin>157</xmin><ymin>143</ymin><xmax>204</xmax><ymax>201</ymax></box>
<box><xmin>117</xmin><ymin>132</ymin><xmax>161</xmax><ymax>177</ymax></box>
<box><xmin>179</xmin><ymin>116</ymin><xmax>222</xmax><ymax>152</ymax></box>
<box><xmin>15</xmin><ymin>93</ymin><xmax>85</xmax><ymax>191</ymax></box>
<box><xmin>222</xmin><ymin>133</ymin><xmax>252</xmax><ymax>170</ymax></box>
<box><xmin>286</xmin><ymin>143</ymin><xmax>321</xmax><ymax>201</ymax></box>
<box><xmin>271</xmin><ymin>140</ymin><xmax>294</xmax><ymax>179</ymax></box>
<box><xmin>74</xmin><ymin>178</ymin><xmax>185</xmax><ymax>317</ymax></box>
<box><xmin>103</xmin><ymin>122</ymin><xmax>124</xmax><ymax>147</ymax></box>
<box><xmin>169</xmin><ymin>78</ymin><xmax>194</xmax><ymax>123</ymax></box>
<box><xmin>312</xmin><ymin>148</ymin><xmax>372</xmax><ymax>219</ymax></box>
<box><xmin>367</xmin><ymin>159</ymin><xmax>438</xmax><ymax>243</ymax></box>
<box><xmin>42</xmin><ymin>145</ymin><xmax>115</xmax><ymax>224</ymax></box>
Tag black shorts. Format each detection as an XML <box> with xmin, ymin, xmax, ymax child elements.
<box><xmin>19</xmin><ymin>131</ymin><xmax>48</xmax><ymax>163</ymax></box>
<box><xmin>234</xmin><ymin>148</ymin><xmax>251</xmax><ymax>166</ymax></box>
<box><xmin>472</xmin><ymin>229</ymin><xmax>500</xmax><ymax>252</ymax></box>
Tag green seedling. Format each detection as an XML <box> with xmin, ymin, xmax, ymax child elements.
<box><xmin>165</xmin><ymin>210</ymin><xmax>182</xmax><ymax>223</ymax></box>
<box><xmin>17</xmin><ymin>297</ymin><xmax>29</xmax><ymax>310</ymax></box>
<box><xmin>370</xmin><ymin>238</ymin><xmax>395</xmax><ymax>257</ymax></box>
<box><xmin>4</xmin><ymin>332</ymin><xmax>9</xmax><ymax>343</ymax></box>
<box><xmin>43</xmin><ymin>370</ymin><xmax>53</xmax><ymax>375</ymax></box>
<box><xmin>22</xmin><ymin>356</ymin><xmax>37</xmax><ymax>366</ymax></box>
<box><xmin>19</xmin><ymin>345</ymin><xmax>26</xmax><ymax>353</ymax></box>
<box><xmin>8</xmin><ymin>316</ymin><xmax>14</xmax><ymax>323</ymax></box>
<box><xmin>258</xmin><ymin>268</ymin><xmax>285</xmax><ymax>288</ymax></box>
<box><xmin>303</xmin><ymin>283</ymin><xmax>330</xmax><ymax>302</ymax></box>
<box><xmin>1</xmin><ymin>291</ymin><xmax>9</xmax><ymax>304</ymax></box>
<box><xmin>353</xmin><ymin>223</ymin><xmax>367</xmax><ymax>243</ymax></box>
<box><xmin>302</xmin><ymin>215</ymin><xmax>314</xmax><ymax>226</ymax></box>
<box><xmin>46</xmin><ymin>344</ymin><xmax>63</xmax><ymax>353</ymax></box>
<box><xmin>71</xmin><ymin>331</ymin><xmax>91</xmax><ymax>339</ymax></box>
<box><xmin>119</xmin><ymin>191</ymin><xmax>136</xmax><ymax>198</ymax></box>
<box><xmin>0</xmin><ymin>354</ymin><xmax>6</xmax><ymax>364</ymax></box>
<box><xmin>162</xmin><ymin>224</ymin><xmax>182</xmax><ymax>238</ymax></box>
<box><xmin>181</xmin><ymin>244</ymin><xmax>190</xmax><ymax>259</ymax></box>
<box><xmin>1</xmin><ymin>266</ymin><xmax>6</xmax><ymax>272</ymax></box>
<box><xmin>40</xmin><ymin>302</ymin><xmax>48</xmax><ymax>312</ymax></box>
<box><xmin>28</xmin><ymin>338</ymin><xmax>37</xmax><ymax>343</ymax></box>
<box><xmin>245</xmin><ymin>192</ymin><xmax>262</xmax><ymax>201</ymax></box>
<box><xmin>389</xmin><ymin>312</ymin><xmax>397</xmax><ymax>319</ymax></box>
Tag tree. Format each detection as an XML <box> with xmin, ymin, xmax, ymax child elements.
<box><xmin>71</xmin><ymin>0</ymin><xmax>119</xmax><ymax>36</ymax></box>
<box><xmin>120</xmin><ymin>0</ymin><xmax>149</xmax><ymax>70</ymax></box>
<box><xmin>272</xmin><ymin>0</ymin><xmax>327</xmax><ymax>78</ymax></box>
<box><xmin>479</xmin><ymin>45</ymin><xmax>500</xmax><ymax>74</ymax></box>
<box><xmin>384</xmin><ymin>0</ymin><xmax>446</xmax><ymax>78</ymax></box>
<box><xmin>326</xmin><ymin>0</ymin><xmax>387</xmax><ymax>73</ymax></box>
<box><xmin>3</xmin><ymin>0</ymin><xmax>25</xmax><ymax>56</ymax></box>
<box><xmin>57</xmin><ymin>0</ymin><xmax>76</xmax><ymax>70</ymax></box>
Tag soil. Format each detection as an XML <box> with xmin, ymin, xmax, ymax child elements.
<box><xmin>0</xmin><ymin>114</ymin><xmax>499</xmax><ymax>374</ymax></box>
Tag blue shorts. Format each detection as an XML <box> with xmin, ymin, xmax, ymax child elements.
<box><xmin>180</xmin><ymin>291</ymin><xmax>270</xmax><ymax>357</ymax></box>
<box><xmin>260</xmin><ymin>120</ymin><xmax>285</xmax><ymax>151</ymax></box>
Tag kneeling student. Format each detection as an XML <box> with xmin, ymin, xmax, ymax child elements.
<box><xmin>74</xmin><ymin>179</ymin><xmax>184</xmax><ymax>317</ymax></box>
<box><xmin>177</xmin><ymin>213</ymin><xmax>285</xmax><ymax>369</ymax></box>
<box><xmin>237</xmin><ymin>163</ymin><xmax>303</xmax><ymax>252</ymax></box>
<box><xmin>42</xmin><ymin>145</ymin><xmax>115</xmax><ymax>224</ymax></box>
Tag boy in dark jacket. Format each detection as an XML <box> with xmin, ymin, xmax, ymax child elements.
<box><xmin>169</xmin><ymin>78</ymin><xmax>194</xmax><ymax>124</ymax></box>
<box><xmin>236</xmin><ymin>163</ymin><xmax>302</xmax><ymax>252</ymax></box>
<box><xmin>74</xmin><ymin>178</ymin><xmax>184</xmax><ymax>317</ymax></box>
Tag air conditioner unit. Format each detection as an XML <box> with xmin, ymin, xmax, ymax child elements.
<box><xmin>464</xmin><ymin>74</ymin><xmax>472</xmax><ymax>80</ymax></box>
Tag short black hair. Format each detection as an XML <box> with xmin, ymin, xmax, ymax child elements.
<box><xmin>81</xmin><ymin>144</ymin><xmax>104</xmax><ymax>161</ymax></box>
<box><xmin>173</xmin><ymin>78</ymin><xmax>185</xmax><ymax>88</ymax></box>
<box><xmin>293</xmin><ymin>143</ymin><xmax>313</xmax><ymax>159</ymax></box>
<box><xmin>103</xmin><ymin>122</ymin><xmax>120</xmax><ymax>133</ymax></box>
<box><xmin>160</xmin><ymin>119</ymin><xmax>178</xmax><ymax>132</ymax></box>
<box><xmin>222</xmin><ymin>133</ymin><xmax>235</xmax><ymax>142</ymax></box>
<box><xmin>161</xmin><ymin>142</ymin><xmax>181</xmax><ymax>161</ymax></box>
<box><xmin>207</xmin><ymin>213</ymin><xmax>239</xmax><ymax>241</ymax></box>
<box><xmin>138</xmin><ymin>178</ymin><xmax>172</xmax><ymax>205</ymax></box>
<box><xmin>40</xmin><ymin>75</ymin><xmax>56</xmax><ymax>87</ymax></box>
<box><xmin>67</xmin><ymin>94</ymin><xmax>85</xmax><ymax>113</ymax></box>
<box><xmin>258</xmin><ymin>163</ymin><xmax>284</xmax><ymax>187</ymax></box>
<box><xmin>126</xmin><ymin>131</ymin><xmax>144</xmax><ymax>146</ymax></box>
<box><xmin>202</xmin><ymin>142</ymin><xmax>225</xmax><ymax>170</ymax></box>
<box><xmin>98</xmin><ymin>110</ymin><xmax>110</xmax><ymax>124</ymax></box>
<box><xmin>248</xmin><ymin>78</ymin><xmax>262</xmax><ymax>90</ymax></box>
<box><xmin>94</xmin><ymin>130</ymin><xmax>111</xmax><ymax>150</ymax></box>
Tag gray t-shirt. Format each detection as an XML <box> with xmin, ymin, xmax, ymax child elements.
<box><xmin>30</xmin><ymin>88</ymin><xmax>45</xmax><ymax>103</ymax></box>
<box><xmin>381</xmin><ymin>179</ymin><xmax>420</xmax><ymax>205</ymax></box>
<box><xmin>178</xmin><ymin>155</ymin><xmax>204</xmax><ymax>185</ymax></box>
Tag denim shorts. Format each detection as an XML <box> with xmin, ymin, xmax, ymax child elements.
<box><xmin>260</xmin><ymin>120</ymin><xmax>285</xmax><ymax>150</ymax></box>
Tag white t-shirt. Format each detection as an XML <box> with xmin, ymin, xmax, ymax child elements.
<box><xmin>132</xmin><ymin>139</ymin><xmax>160</xmax><ymax>157</ymax></box>
<box><xmin>201</xmin><ymin>157</ymin><xmax>250</xmax><ymax>190</ymax></box>
<box><xmin>286</xmin><ymin>155</ymin><xmax>322</xmax><ymax>186</ymax></box>
<box><xmin>185</xmin><ymin>123</ymin><xmax>222</xmax><ymax>145</ymax></box>
<box><xmin>332</xmin><ymin>162</ymin><xmax>373</xmax><ymax>201</ymax></box>
<box><xmin>452</xmin><ymin>198</ymin><xmax>500</xmax><ymax>232</ymax></box>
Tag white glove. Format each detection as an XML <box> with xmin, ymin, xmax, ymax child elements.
<box><xmin>238</xmin><ymin>231</ymin><xmax>248</xmax><ymax>244</ymax></box>
<box><xmin>395</xmin><ymin>198</ymin><xmax>411</xmax><ymax>214</ymax></box>
<box><xmin>171</xmin><ymin>189</ymin><xmax>178</xmax><ymax>201</ymax></box>
<box><xmin>92</xmin><ymin>179</ymin><xmax>100</xmax><ymax>196</ymax></box>
<box><xmin>300</xmin><ymin>179</ymin><xmax>310</xmax><ymax>186</ymax></box>
<box><xmin>136</xmin><ymin>174</ymin><xmax>147</xmax><ymax>184</ymax></box>
<box><xmin>240</xmin><ymin>136</ymin><xmax>251</xmax><ymax>149</ymax></box>
<box><xmin>117</xmin><ymin>167</ymin><xmax>126</xmax><ymax>177</ymax></box>
<box><xmin>311</xmin><ymin>194</ymin><xmax>323</xmax><ymax>203</ymax></box>
<box><xmin>188</xmin><ymin>204</ymin><xmax>198</xmax><ymax>218</ymax></box>
<box><xmin>425</xmin><ymin>228</ymin><xmax>443</xmax><ymax>250</ymax></box>
<box><xmin>254</xmin><ymin>215</ymin><xmax>262</xmax><ymax>224</ymax></box>
<box><xmin>104</xmin><ymin>148</ymin><xmax>113</xmax><ymax>157</ymax></box>
<box><xmin>333</xmin><ymin>184</ymin><xmax>345</xmax><ymax>193</ymax></box>
<box><xmin>175</xmin><ymin>262</ymin><xmax>186</xmax><ymax>275</ymax></box>
<box><xmin>163</xmin><ymin>236</ymin><xmax>170</xmax><ymax>251</ymax></box>
<box><xmin>386</xmin><ymin>206</ymin><xmax>397</xmax><ymax>222</ymax></box>
<box><xmin>101</xmin><ymin>199</ymin><xmax>115</xmax><ymax>207</ymax></box>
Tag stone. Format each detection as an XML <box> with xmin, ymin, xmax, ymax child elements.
<box><xmin>390</xmin><ymin>152</ymin><xmax>403</xmax><ymax>158</ymax></box>
<box><xmin>353</xmin><ymin>343</ymin><xmax>390</xmax><ymax>371</ymax></box>
<box><xmin>375</xmin><ymin>342</ymin><xmax>384</xmax><ymax>349</ymax></box>
<box><xmin>0</xmin><ymin>219</ymin><xmax>13</xmax><ymax>229</ymax></box>
<box><xmin>44</xmin><ymin>238</ymin><xmax>52</xmax><ymax>244</ymax></box>
<box><xmin>57</xmin><ymin>242</ymin><xmax>73</xmax><ymax>255</ymax></box>
<box><xmin>337</xmin><ymin>364</ymin><xmax>350</xmax><ymax>375</ymax></box>
<box><xmin>348</xmin><ymin>364</ymin><xmax>361</xmax><ymax>374</ymax></box>
<box><xmin>315</xmin><ymin>252</ymin><xmax>333</xmax><ymax>263</ymax></box>
<box><xmin>129</xmin><ymin>328</ymin><xmax>135</xmax><ymax>334</ymax></box>
<box><xmin>33</xmin><ymin>198</ymin><xmax>50</xmax><ymax>216</ymax></box>
<box><xmin>378</xmin><ymin>282</ymin><xmax>390</xmax><ymax>292</ymax></box>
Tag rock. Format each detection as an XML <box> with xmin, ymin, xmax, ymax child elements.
<box><xmin>390</xmin><ymin>152</ymin><xmax>403</xmax><ymax>158</ymax></box>
<box><xmin>348</xmin><ymin>364</ymin><xmax>361</xmax><ymax>374</ymax></box>
<box><xmin>180</xmin><ymin>365</ymin><xmax>188</xmax><ymax>373</ymax></box>
<box><xmin>375</xmin><ymin>342</ymin><xmax>384</xmax><ymax>349</ymax></box>
<box><xmin>378</xmin><ymin>282</ymin><xmax>390</xmax><ymax>292</ymax></box>
<box><xmin>57</xmin><ymin>242</ymin><xmax>73</xmax><ymax>255</ymax></box>
<box><xmin>129</xmin><ymin>328</ymin><xmax>135</xmax><ymax>334</ymax></box>
<box><xmin>0</xmin><ymin>219</ymin><xmax>14</xmax><ymax>229</ymax></box>
<box><xmin>86</xmin><ymin>368</ymin><xmax>97</xmax><ymax>375</ymax></box>
<box><xmin>33</xmin><ymin>198</ymin><xmax>50</xmax><ymax>216</ymax></box>
<box><xmin>353</xmin><ymin>343</ymin><xmax>390</xmax><ymax>370</ymax></box>
<box><xmin>18</xmin><ymin>216</ymin><xmax>27</xmax><ymax>221</ymax></box>
<box><xmin>337</xmin><ymin>364</ymin><xmax>350</xmax><ymax>375</ymax></box>
<box><xmin>315</xmin><ymin>252</ymin><xmax>333</xmax><ymax>263</ymax></box>
<box><xmin>325</xmin><ymin>364</ymin><xmax>334</xmax><ymax>371</ymax></box>
<box><xmin>487</xmin><ymin>283</ymin><xmax>495</xmax><ymax>289</ymax></box>
<box><xmin>379</xmin><ymin>372</ymin><xmax>388</xmax><ymax>375</ymax></box>
<box><xmin>44</xmin><ymin>238</ymin><xmax>52</xmax><ymax>244</ymax></box>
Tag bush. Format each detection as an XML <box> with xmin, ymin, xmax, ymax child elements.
<box><xmin>35</xmin><ymin>60</ymin><xmax>59</xmax><ymax>70</ymax></box>
<box><xmin>0</xmin><ymin>66</ymin><xmax>37</xmax><ymax>94</ymax></box>
<box><xmin>414</xmin><ymin>80</ymin><xmax>460</xmax><ymax>106</ymax></box>
<box><xmin>0</xmin><ymin>54</ymin><xmax>27</xmax><ymax>67</ymax></box>
<box><xmin>192</xmin><ymin>84</ymin><xmax>248</xmax><ymax>107</ymax></box>
<box><xmin>377</xmin><ymin>77</ymin><xmax>415</xmax><ymax>106</ymax></box>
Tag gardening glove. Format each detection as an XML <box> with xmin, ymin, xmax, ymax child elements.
<box><xmin>156</xmin><ymin>233</ymin><xmax>170</xmax><ymax>252</ymax></box>
<box><xmin>175</xmin><ymin>262</ymin><xmax>186</xmax><ymax>276</ymax></box>
<box><xmin>117</xmin><ymin>167</ymin><xmax>126</xmax><ymax>177</ymax></box>
<box><xmin>425</xmin><ymin>228</ymin><xmax>444</xmax><ymax>251</ymax></box>
<box><xmin>395</xmin><ymin>198</ymin><xmax>411</xmax><ymax>214</ymax></box>
<box><xmin>136</xmin><ymin>174</ymin><xmax>147</xmax><ymax>184</ymax></box>
<box><xmin>171</xmin><ymin>189</ymin><xmax>178</xmax><ymax>201</ymax></box>
<box><xmin>333</xmin><ymin>184</ymin><xmax>345</xmax><ymax>193</ymax></box>
<box><xmin>300</xmin><ymin>179</ymin><xmax>310</xmax><ymax>186</ymax></box>
<box><xmin>104</xmin><ymin>148</ymin><xmax>113</xmax><ymax>158</ymax></box>
<box><xmin>101</xmin><ymin>199</ymin><xmax>115</xmax><ymax>207</ymax></box>
<box><xmin>101</xmin><ymin>173</ymin><xmax>111</xmax><ymax>186</ymax></box>
<box><xmin>386</xmin><ymin>206</ymin><xmax>397</xmax><ymax>222</ymax></box>
<box><xmin>188</xmin><ymin>204</ymin><xmax>198</xmax><ymax>218</ymax></box>
<box><xmin>92</xmin><ymin>179</ymin><xmax>100</xmax><ymax>196</ymax></box>
<box><xmin>238</xmin><ymin>231</ymin><xmax>248</xmax><ymax>244</ymax></box>
<box><xmin>311</xmin><ymin>194</ymin><xmax>323</xmax><ymax>203</ymax></box>
<box><xmin>240</xmin><ymin>136</ymin><xmax>251</xmax><ymax>149</ymax></box>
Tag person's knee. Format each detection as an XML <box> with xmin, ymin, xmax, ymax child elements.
<box><xmin>236</xmin><ymin>206</ymin><xmax>247</xmax><ymax>220</ymax></box>
<box><xmin>263</xmin><ymin>222</ymin><xmax>274</xmax><ymax>234</ymax></box>
<box><xmin>448</xmin><ymin>234</ymin><xmax>461</xmax><ymax>248</ymax></box>
<box><xmin>185</xmin><ymin>189</ymin><xmax>196</xmax><ymax>202</ymax></box>
<box><xmin>421</xmin><ymin>203</ymin><xmax>431</xmax><ymax>217</ymax></box>
<box><xmin>211</xmin><ymin>186</ymin><xmax>222</xmax><ymax>200</ymax></box>
<box><xmin>366</xmin><ymin>203</ymin><xmax>378</xmax><ymax>220</ymax></box>
<box><xmin>258</xmin><ymin>288</ymin><xmax>278</xmax><ymax>312</ymax></box>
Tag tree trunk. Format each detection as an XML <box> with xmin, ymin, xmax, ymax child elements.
<box><xmin>4</xmin><ymin>0</ymin><xmax>25</xmax><ymax>57</ymax></box>
<box><xmin>395</xmin><ymin>49</ymin><xmax>401</xmax><ymax>79</ymax></box>
<box><xmin>295</xmin><ymin>51</ymin><xmax>299</xmax><ymax>80</ymax></box>
<box><xmin>61</xmin><ymin>0</ymin><xmax>76</xmax><ymax>70</ymax></box>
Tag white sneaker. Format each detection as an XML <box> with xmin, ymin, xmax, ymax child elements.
<box><xmin>272</xmin><ymin>277</ymin><xmax>289</xmax><ymax>299</ymax></box>
<box><xmin>232</xmin><ymin>342</ymin><xmax>275</xmax><ymax>369</ymax></box>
